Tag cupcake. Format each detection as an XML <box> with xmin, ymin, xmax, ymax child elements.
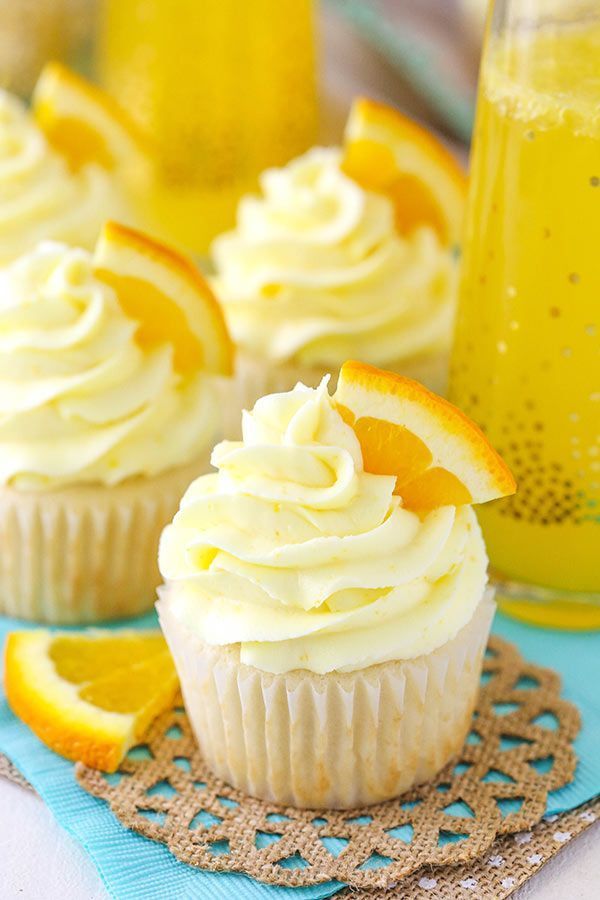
<box><xmin>0</xmin><ymin>221</ymin><xmax>232</xmax><ymax>623</ymax></box>
<box><xmin>158</xmin><ymin>361</ymin><xmax>515</xmax><ymax>808</ymax></box>
<box><xmin>0</xmin><ymin>62</ymin><xmax>149</xmax><ymax>265</ymax></box>
<box><xmin>211</xmin><ymin>99</ymin><xmax>467</xmax><ymax>426</ymax></box>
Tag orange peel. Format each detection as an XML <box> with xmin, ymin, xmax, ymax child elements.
<box><xmin>335</xmin><ymin>360</ymin><xmax>516</xmax><ymax>511</ymax></box>
<box><xmin>342</xmin><ymin>97</ymin><xmax>467</xmax><ymax>245</ymax></box>
<box><xmin>94</xmin><ymin>221</ymin><xmax>233</xmax><ymax>376</ymax></box>
<box><xmin>32</xmin><ymin>61</ymin><xmax>151</xmax><ymax>176</ymax></box>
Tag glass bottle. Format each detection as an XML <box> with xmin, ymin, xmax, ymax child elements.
<box><xmin>97</xmin><ymin>0</ymin><xmax>318</xmax><ymax>256</ymax></box>
<box><xmin>450</xmin><ymin>0</ymin><xmax>600</xmax><ymax>628</ymax></box>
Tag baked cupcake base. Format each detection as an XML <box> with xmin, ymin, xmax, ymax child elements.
<box><xmin>228</xmin><ymin>350</ymin><xmax>449</xmax><ymax>437</ymax></box>
<box><xmin>158</xmin><ymin>589</ymin><xmax>495</xmax><ymax>809</ymax></box>
<box><xmin>0</xmin><ymin>456</ymin><xmax>209</xmax><ymax>624</ymax></box>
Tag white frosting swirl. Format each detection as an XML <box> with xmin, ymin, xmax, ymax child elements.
<box><xmin>212</xmin><ymin>148</ymin><xmax>456</xmax><ymax>367</ymax></box>
<box><xmin>0</xmin><ymin>91</ymin><xmax>128</xmax><ymax>264</ymax></box>
<box><xmin>159</xmin><ymin>380</ymin><xmax>488</xmax><ymax>674</ymax></box>
<box><xmin>0</xmin><ymin>242</ymin><xmax>220</xmax><ymax>489</ymax></box>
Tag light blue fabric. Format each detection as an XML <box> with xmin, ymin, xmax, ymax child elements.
<box><xmin>492</xmin><ymin>612</ymin><xmax>600</xmax><ymax>815</ymax></box>
<box><xmin>0</xmin><ymin>609</ymin><xmax>599</xmax><ymax>899</ymax></box>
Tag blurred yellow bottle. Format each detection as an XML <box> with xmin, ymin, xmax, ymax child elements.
<box><xmin>451</xmin><ymin>16</ymin><xmax>600</xmax><ymax>628</ymax></box>
<box><xmin>98</xmin><ymin>0</ymin><xmax>317</xmax><ymax>255</ymax></box>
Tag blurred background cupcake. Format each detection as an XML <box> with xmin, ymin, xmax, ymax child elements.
<box><xmin>212</xmin><ymin>98</ymin><xmax>466</xmax><ymax>422</ymax></box>
<box><xmin>0</xmin><ymin>61</ymin><xmax>151</xmax><ymax>265</ymax></box>
<box><xmin>0</xmin><ymin>222</ymin><xmax>232</xmax><ymax>623</ymax></box>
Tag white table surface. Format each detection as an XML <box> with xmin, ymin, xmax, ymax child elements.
<box><xmin>1</xmin><ymin>777</ymin><xmax>599</xmax><ymax>899</ymax></box>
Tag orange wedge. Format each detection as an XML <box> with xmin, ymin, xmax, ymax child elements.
<box><xmin>335</xmin><ymin>360</ymin><xmax>516</xmax><ymax>512</ymax></box>
<box><xmin>32</xmin><ymin>61</ymin><xmax>151</xmax><ymax>175</ymax></box>
<box><xmin>94</xmin><ymin>221</ymin><xmax>233</xmax><ymax>375</ymax></box>
<box><xmin>5</xmin><ymin>630</ymin><xmax>179</xmax><ymax>772</ymax></box>
<box><xmin>341</xmin><ymin>97</ymin><xmax>467</xmax><ymax>245</ymax></box>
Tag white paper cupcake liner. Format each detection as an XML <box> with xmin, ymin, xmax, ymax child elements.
<box><xmin>227</xmin><ymin>350</ymin><xmax>449</xmax><ymax>437</ymax></box>
<box><xmin>158</xmin><ymin>589</ymin><xmax>495</xmax><ymax>809</ymax></box>
<box><xmin>0</xmin><ymin>455</ymin><xmax>210</xmax><ymax>624</ymax></box>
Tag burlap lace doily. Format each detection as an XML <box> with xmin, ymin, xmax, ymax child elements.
<box><xmin>338</xmin><ymin>798</ymin><xmax>600</xmax><ymax>898</ymax></box>
<box><xmin>0</xmin><ymin>752</ymin><xmax>31</xmax><ymax>790</ymax></box>
<box><xmin>3</xmin><ymin>770</ymin><xmax>597</xmax><ymax>898</ymax></box>
<box><xmin>77</xmin><ymin>636</ymin><xmax>580</xmax><ymax>891</ymax></box>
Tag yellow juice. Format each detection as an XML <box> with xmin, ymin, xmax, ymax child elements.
<box><xmin>450</xmin><ymin>22</ymin><xmax>600</xmax><ymax>627</ymax></box>
<box><xmin>98</xmin><ymin>0</ymin><xmax>317</xmax><ymax>255</ymax></box>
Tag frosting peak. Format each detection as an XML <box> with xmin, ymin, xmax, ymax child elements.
<box><xmin>212</xmin><ymin>148</ymin><xmax>456</xmax><ymax>367</ymax></box>
<box><xmin>159</xmin><ymin>381</ymin><xmax>488</xmax><ymax>673</ymax></box>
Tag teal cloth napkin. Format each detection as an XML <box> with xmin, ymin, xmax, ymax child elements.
<box><xmin>0</xmin><ymin>609</ymin><xmax>599</xmax><ymax>899</ymax></box>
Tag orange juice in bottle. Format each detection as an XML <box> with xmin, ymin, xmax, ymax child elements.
<box><xmin>98</xmin><ymin>0</ymin><xmax>317</xmax><ymax>255</ymax></box>
<box><xmin>451</xmin><ymin>4</ymin><xmax>600</xmax><ymax>628</ymax></box>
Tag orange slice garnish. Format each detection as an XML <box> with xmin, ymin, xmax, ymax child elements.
<box><xmin>335</xmin><ymin>360</ymin><xmax>516</xmax><ymax>512</ymax></box>
<box><xmin>32</xmin><ymin>61</ymin><xmax>151</xmax><ymax>175</ymax></box>
<box><xmin>93</xmin><ymin>221</ymin><xmax>233</xmax><ymax>376</ymax></box>
<box><xmin>341</xmin><ymin>98</ymin><xmax>467</xmax><ymax>246</ymax></box>
<box><xmin>5</xmin><ymin>630</ymin><xmax>179</xmax><ymax>772</ymax></box>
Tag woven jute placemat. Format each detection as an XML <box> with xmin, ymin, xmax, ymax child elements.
<box><xmin>75</xmin><ymin>636</ymin><xmax>581</xmax><ymax>891</ymax></box>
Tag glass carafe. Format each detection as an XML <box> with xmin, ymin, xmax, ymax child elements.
<box><xmin>450</xmin><ymin>0</ymin><xmax>600</xmax><ymax>629</ymax></box>
<box><xmin>97</xmin><ymin>0</ymin><xmax>318</xmax><ymax>257</ymax></box>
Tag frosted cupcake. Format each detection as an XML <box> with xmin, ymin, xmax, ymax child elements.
<box><xmin>0</xmin><ymin>222</ymin><xmax>232</xmax><ymax>623</ymax></box>
<box><xmin>212</xmin><ymin>99</ymin><xmax>466</xmax><ymax>423</ymax></box>
<box><xmin>0</xmin><ymin>62</ymin><xmax>149</xmax><ymax>265</ymax></box>
<box><xmin>158</xmin><ymin>361</ymin><xmax>515</xmax><ymax>808</ymax></box>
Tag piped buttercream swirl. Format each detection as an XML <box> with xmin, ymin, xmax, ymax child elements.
<box><xmin>211</xmin><ymin>148</ymin><xmax>456</xmax><ymax>367</ymax></box>
<box><xmin>159</xmin><ymin>379</ymin><xmax>488</xmax><ymax>674</ymax></box>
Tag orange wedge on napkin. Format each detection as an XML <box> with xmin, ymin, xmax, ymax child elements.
<box><xmin>5</xmin><ymin>630</ymin><xmax>179</xmax><ymax>772</ymax></box>
<box><xmin>341</xmin><ymin>97</ymin><xmax>467</xmax><ymax>245</ymax></box>
<box><xmin>335</xmin><ymin>360</ymin><xmax>516</xmax><ymax>512</ymax></box>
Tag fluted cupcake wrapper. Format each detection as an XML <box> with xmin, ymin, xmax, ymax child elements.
<box><xmin>158</xmin><ymin>590</ymin><xmax>495</xmax><ymax>809</ymax></box>
<box><xmin>0</xmin><ymin>456</ymin><xmax>210</xmax><ymax>624</ymax></box>
<box><xmin>227</xmin><ymin>350</ymin><xmax>449</xmax><ymax>437</ymax></box>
